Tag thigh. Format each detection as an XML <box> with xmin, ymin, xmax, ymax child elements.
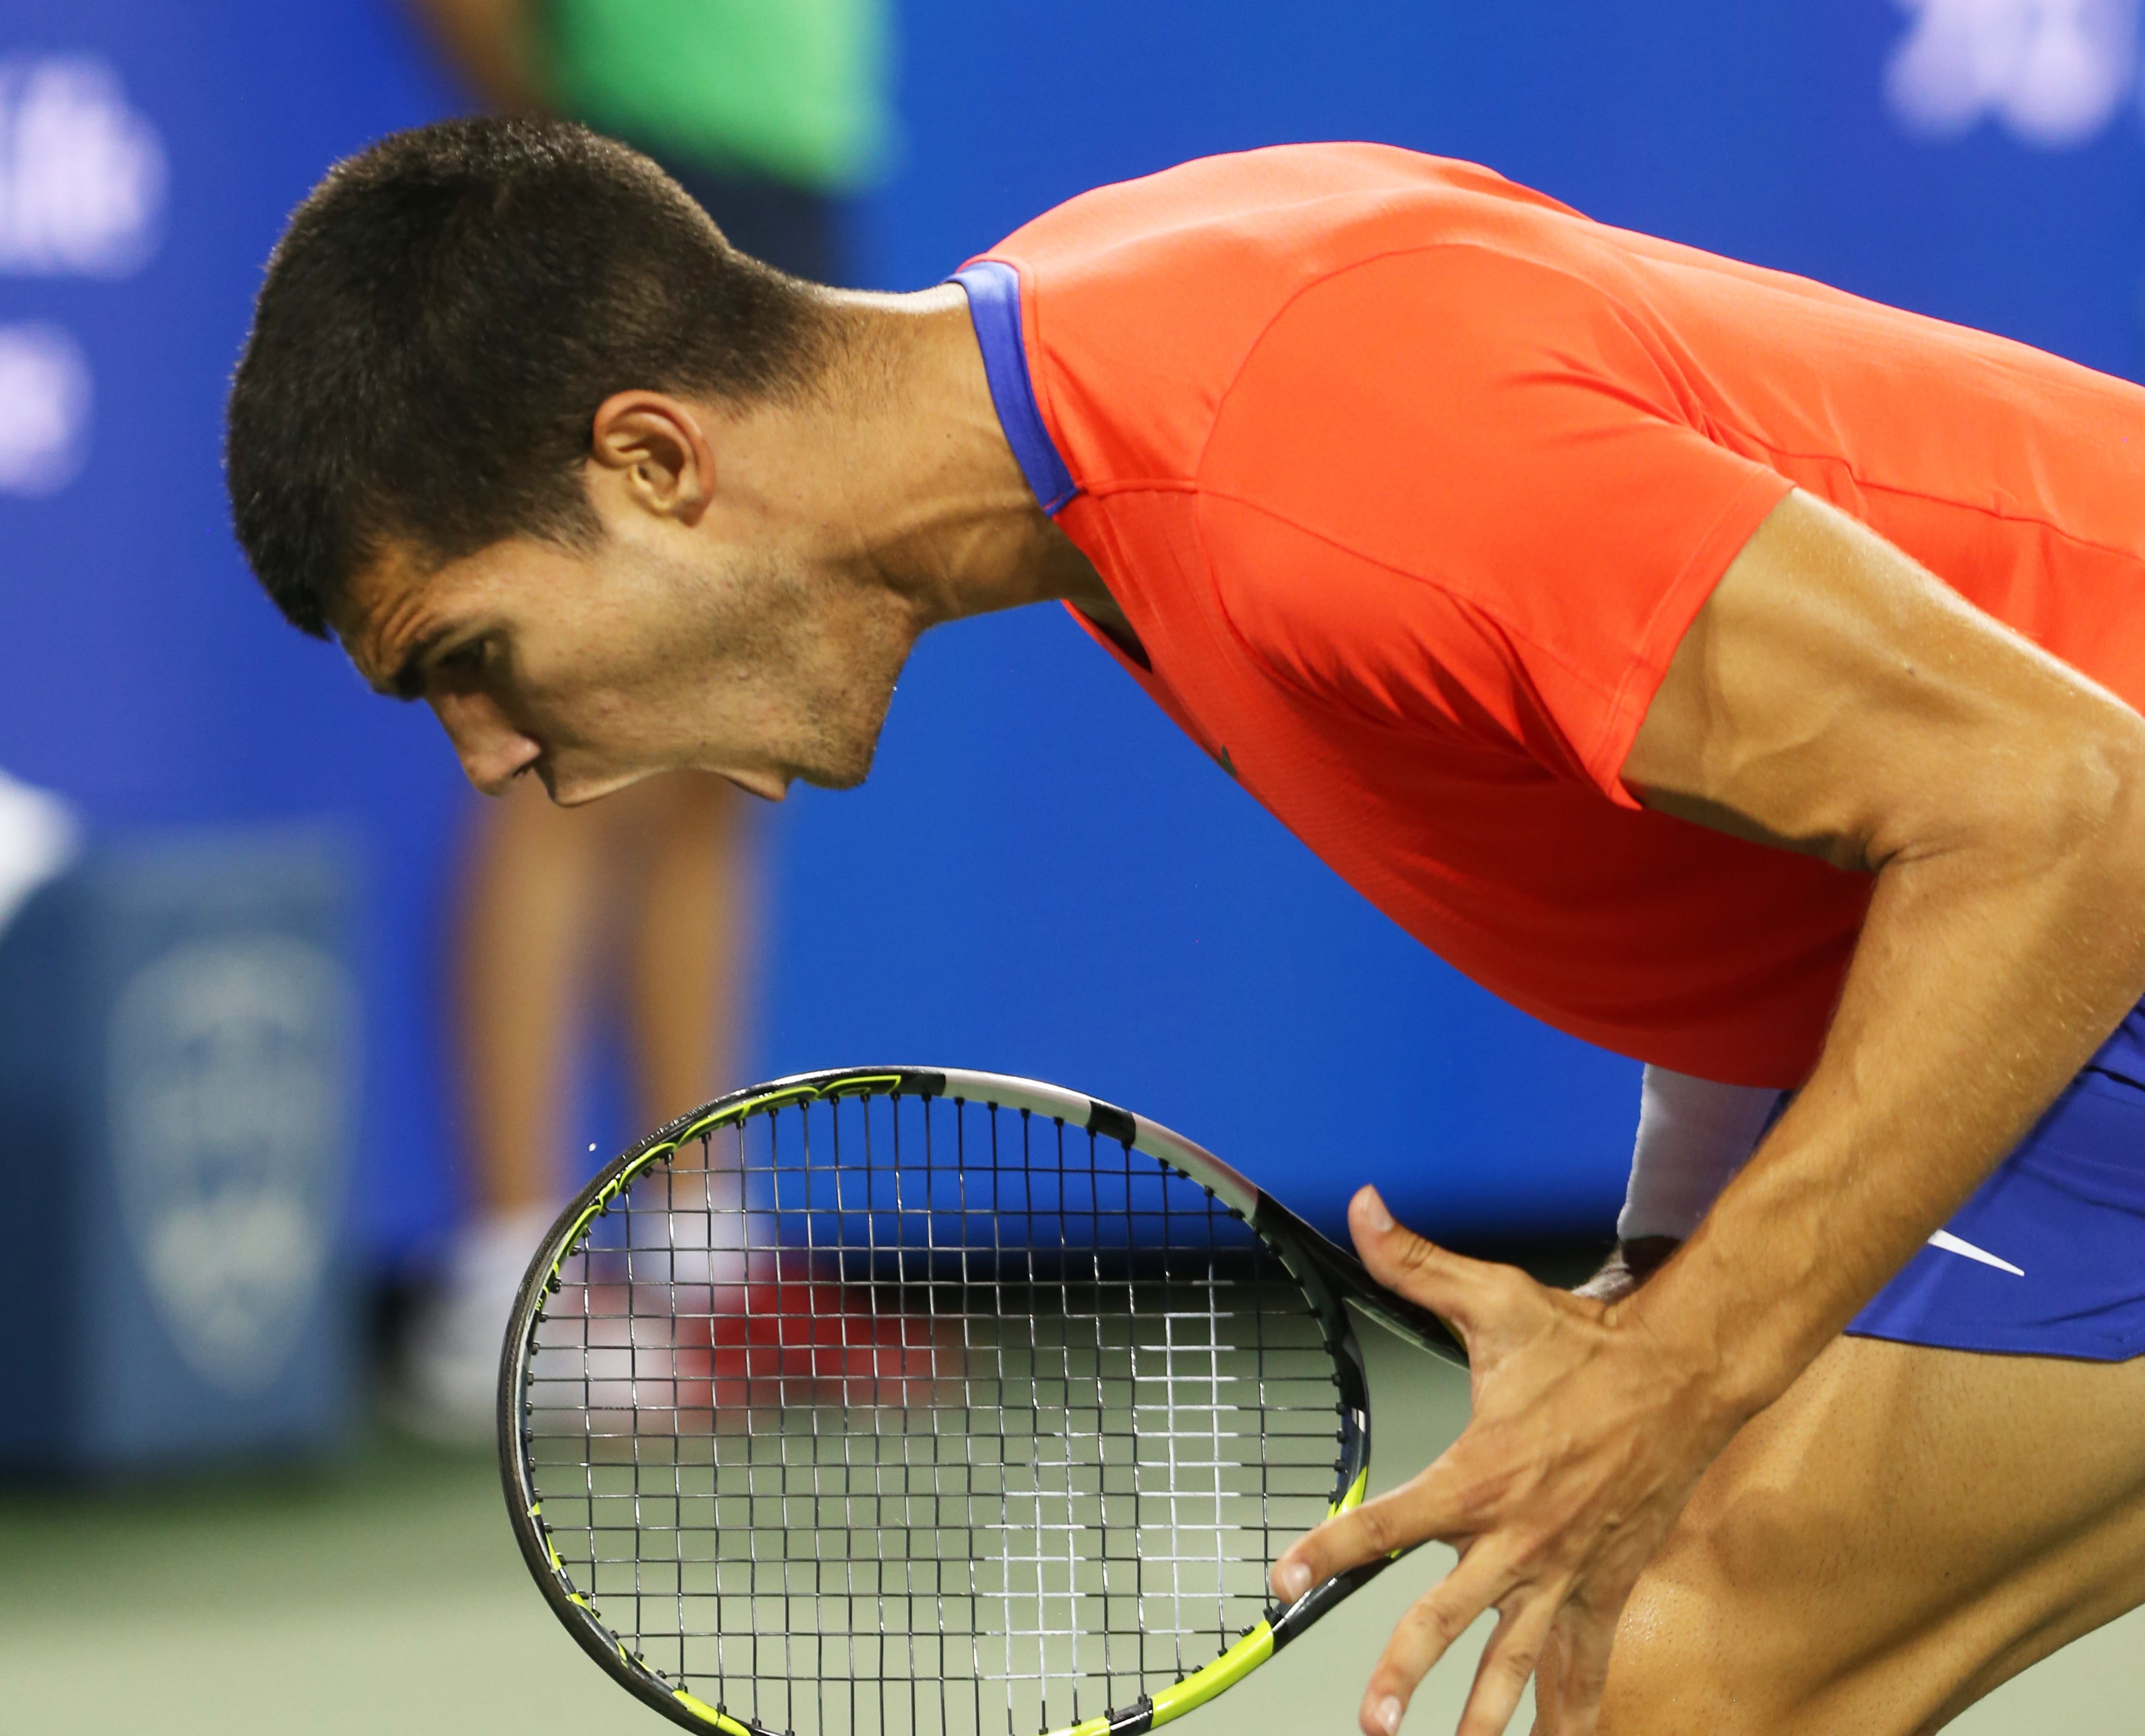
<box><xmin>1598</xmin><ymin>1336</ymin><xmax>2145</xmax><ymax>1735</ymax></box>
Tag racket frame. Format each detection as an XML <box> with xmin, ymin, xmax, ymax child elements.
<box><xmin>499</xmin><ymin>1065</ymin><xmax>1465</xmax><ymax>1736</ymax></box>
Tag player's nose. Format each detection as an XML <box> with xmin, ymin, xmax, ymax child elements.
<box><xmin>428</xmin><ymin>690</ymin><xmax>544</xmax><ymax>795</ymax></box>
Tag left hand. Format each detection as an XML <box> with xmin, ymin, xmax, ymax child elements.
<box><xmin>1269</xmin><ymin>1187</ymin><xmax>1748</xmax><ymax>1736</ymax></box>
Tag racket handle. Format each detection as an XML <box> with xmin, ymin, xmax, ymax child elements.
<box><xmin>1292</xmin><ymin>1229</ymin><xmax>1469</xmax><ymax>1366</ymax></box>
<box><xmin>1346</xmin><ymin>1281</ymin><xmax>1469</xmax><ymax>1367</ymax></box>
<box><xmin>1250</xmin><ymin>1190</ymin><xmax>1470</xmax><ymax>1365</ymax></box>
<box><xmin>1270</xmin><ymin>1547</ymin><xmax>1422</xmax><ymax>1652</ymax></box>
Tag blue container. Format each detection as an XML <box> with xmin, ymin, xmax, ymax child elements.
<box><xmin>0</xmin><ymin>828</ymin><xmax>358</xmax><ymax>1471</ymax></box>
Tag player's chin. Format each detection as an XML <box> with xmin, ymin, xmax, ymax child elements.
<box><xmin>792</xmin><ymin>733</ymin><xmax>879</xmax><ymax>793</ymax></box>
<box><xmin>797</xmin><ymin>763</ymin><xmax>867</xmax><ymax>794</ymax></box>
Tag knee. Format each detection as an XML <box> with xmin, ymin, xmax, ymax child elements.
<box><xmin>1597</xmin><ymin>1483</ymin><xmax>1923</xmax><ymax>1736</ymax></box>
<box><xmin>1594</xmin><ymin>1510</ymin><xmax>1812</xmax><ymax>1736</ymax></box>
<box><xmin>1596</xmin><ymin>1575</ymin><xmax>1769</xmax><ymax>1736</ymax></box>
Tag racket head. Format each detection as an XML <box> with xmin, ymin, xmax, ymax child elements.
<box><xmin>498</xmin><ymin>1066</ymin><xmax>1377</xmax><ymax>1736</ymax></box>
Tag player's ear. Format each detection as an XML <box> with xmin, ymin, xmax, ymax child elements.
<box><xmin>587</xmin><ymin>390</ymin><xmax>715</xmax><ymax>526</ymax></box>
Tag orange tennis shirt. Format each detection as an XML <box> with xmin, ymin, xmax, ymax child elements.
<box><xmin>954</xmin><ymin>144</ymin><xmax>2145</xmax><ymax>1088</ymax></box>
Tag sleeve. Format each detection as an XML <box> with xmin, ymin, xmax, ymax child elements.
<box><xmin>1195</xmin><ymin>244</ymin><xmax>1794</xmax><ymax>804</ymax></box>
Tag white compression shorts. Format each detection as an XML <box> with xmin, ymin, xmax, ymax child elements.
<box><xmin>1617</xmin><ymin>1065</ymin><xmax>1788</xmax><ymax>1244</ymax></box>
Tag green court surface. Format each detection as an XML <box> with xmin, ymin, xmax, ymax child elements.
<box><xmin>1</xmin><ymin>1340</ymin><xmax>2136</xmax><ymax>1735</ymax></box>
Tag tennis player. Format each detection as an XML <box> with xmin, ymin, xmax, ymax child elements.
<box><xmin>226</xmin><ymin>121</ymin><xmax>2145</xmax><ymax>1736</ymax></box>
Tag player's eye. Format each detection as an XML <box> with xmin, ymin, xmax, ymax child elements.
<box><xmin>440</xmin><ymin>636</ymin><xmax>492</xmax><ymax>676</ymax></box>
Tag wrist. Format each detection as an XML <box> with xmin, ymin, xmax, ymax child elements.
<box><xmin>1611</xmin><ymin>1247</ymin><xmax>1807</xmax><ymax>1436</ymax></box>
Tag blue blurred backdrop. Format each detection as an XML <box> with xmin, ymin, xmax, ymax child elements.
<box><xmin>4</xmin><ymin>0</ymin><xmax>2142</xmax><ymax>1257</ymax></box>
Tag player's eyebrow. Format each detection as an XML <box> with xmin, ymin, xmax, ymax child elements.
<box><xmin>380</xmin><ymin>627</ymin><xmax>451</xmax><ymax>701</ymax></box>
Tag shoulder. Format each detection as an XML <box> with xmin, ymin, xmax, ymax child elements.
<box><xmin>1197</xmin><ymin>241</ymin><xmax>1686</xmax><ymax>629</ymax></box>
<box><xmin>982</xmin><ymin>145</ymin><xmax>1614</xmax><ymax>484</ymax></box>
<box><xmin>1186</xmin><ymin>244</ymin><xmax>1794</xmax><ymax>790</ymax></box>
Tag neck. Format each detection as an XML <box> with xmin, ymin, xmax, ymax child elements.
<box><xmin>737</xmin><ymin>285</ymin><xmax>1119</xmax><ymax>636</ymax></box>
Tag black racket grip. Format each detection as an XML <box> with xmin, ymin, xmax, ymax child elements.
<box><xmin>1322</xmin><ymin>1243</ymin><xmax>1469</xmax><ymax>1367</ymax></box>
<box><xmin>1259</xmin><ymin>1193</ymin><xmax>1469</xmax><ymax>1367</ymax></box>
<box><xmin>1269</xmin><ymin>1547</ymin><xmax>1423</xmax><ymax>1653</ymax></box>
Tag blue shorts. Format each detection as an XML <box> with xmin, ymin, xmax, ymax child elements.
<box><xmin>1846</xmin><ymin>996</ymin><xmax>2145</xmax><ymax>1362</ymax></box>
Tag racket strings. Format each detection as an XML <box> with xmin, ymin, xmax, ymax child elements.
<box><xmin>522</xmin><ymin>1092</ymin><xmax>1344</xmax><ymax>1736</ymax></box>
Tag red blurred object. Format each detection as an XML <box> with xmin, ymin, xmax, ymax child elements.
<box><xmin>694</xmin><ymin>1269</ymin><xmax>961</xmax><ymax>1413</ymax></box>
<box><xmin>553</xmin><ymin>1260</ymin><xmax>963</xmax><ymax>1429</ymax></box>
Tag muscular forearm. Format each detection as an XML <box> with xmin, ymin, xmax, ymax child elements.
<box><xmin>1275</xmin><ymin>492</ymin><xmax>2145</xmax><ymax>1736</ymax></box>
<box><xmin>1266</xmin><ymin>821</ymin><xmax>2145</xmax><ymax>1736</ymax></box>
<box><xmin>1628</xmin><ymin>782</ymin><xmax>2145</xmax><ymax>1419</ymax></box>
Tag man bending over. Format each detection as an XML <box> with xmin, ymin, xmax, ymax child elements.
<box><xmin>225</xmin><ymin>120</ymin><xmax>2145</xmax><ymax>1735</ymax></box>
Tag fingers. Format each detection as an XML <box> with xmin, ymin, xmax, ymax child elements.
<box><xmin>1531</xmin><ymin>1596</ymin><xmax>1620</xmax><ymax>1736</ymax></box>
<box><xmin>1270</xmin><ymin>1461</ymin><xmax>1473</xmax><ymax>1602</ymax></box>
<box><xmin>1350</xmin><ymin>1549</ymin><xmax>1514</xmax><ymax>1736</ymax></box>
<box><xmin>1350</xmin><ymin>1561</ymin><xmax>1573</xmax><ymax>1736</ymax></box>
<box><xmin>1347</xmin><ymin>1187</ymin><xmax>1534</xmax><ymax>1337</ymax></box>
<box><xmin>1300</xmin><ymin>1193</ymin><xmax>1674</xmax><ymax>1736</ymax></box>
<box><xmin>1456</xmin><ymin>1594</ymin><xmax>1565</xmax><ymax>1736</ymax></box>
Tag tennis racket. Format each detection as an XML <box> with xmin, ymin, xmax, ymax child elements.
<box><xmin>500</xmin><ymin>1065</ymin><xmax>1468</xmax><ymax>1736</ymax></box>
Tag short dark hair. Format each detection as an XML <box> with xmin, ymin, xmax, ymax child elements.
<box><xmin>226</xmin><ymin>116</ymin><xmax>828</xmax><ymax>637</ymax></box>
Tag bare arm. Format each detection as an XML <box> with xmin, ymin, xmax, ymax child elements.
<box><xmin>1269</xmin><ymin>488</ymin><xmax>2145</xmax><ymax>1736</ymax></box>
<box><xmin>1623</xmin><ymin>487</ymin><xmax>2145</xmax><ymax>1407</ymax></box>
<box><xmin>401</xmin><ymin>0</ymin><xmax>547</xmax><ymax>112</ymax></box>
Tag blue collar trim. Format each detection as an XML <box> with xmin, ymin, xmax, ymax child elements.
<box><xmin>951</xmin><ymin>261</ymin><xmax>1080</xmax><ymax>516</ymax></box>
